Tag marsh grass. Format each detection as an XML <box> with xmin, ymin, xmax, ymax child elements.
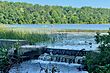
<box><xmin>0</xmin><ymin>26</ymin><xmax>51</xmax><ymax>44</ymax></box>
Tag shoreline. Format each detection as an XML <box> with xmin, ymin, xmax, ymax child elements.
<box><xmin>58</xmin><ymin>29</ymin><xmax>110</xmax><ymax>33</ymax></box>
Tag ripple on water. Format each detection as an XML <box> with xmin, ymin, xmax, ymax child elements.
<box><xmin>9</xmin><ymin>60</ymin><xmax>88</xmax><ymax>73</ymax></box>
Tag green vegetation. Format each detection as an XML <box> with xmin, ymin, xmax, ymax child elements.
<box><xmin>85</xmin><ymin>32</ymin><xmax>110</xmax><ymax>73</ymax></box>
<box><xmin>0</xmin><ymin>43</ymin><xmax>22</xmax><ymax>73</ymax></box>
<box><xmin>0</xmin><ymin>47</ymin><xmax>9</xmax><ymax>72</ymax></box>
<box><xmin>0</xmin><ymin>27</ymin><xmax>50</xmax><ymax>44</ymax></box>
<box><xmin>0</xmin><ymin>1</ymin><xmax>110</xmax><ymax>24</ymax></box>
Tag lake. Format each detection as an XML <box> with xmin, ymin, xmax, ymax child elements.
<box><xmin>7</xmin><ymin>24</ymin><xmax>110</xmax><ymax>30</ymax></box>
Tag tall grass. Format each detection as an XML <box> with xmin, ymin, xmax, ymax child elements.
<box><xmin>0</xmin><ymin>28</ymin><xmax>50</xmax><ymax>44</ymax></box>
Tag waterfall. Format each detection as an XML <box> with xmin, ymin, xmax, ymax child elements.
<box><xmin>38</xmin><ymin>53</ymin><xmax>85</xmax><ymax>65</ymax></box>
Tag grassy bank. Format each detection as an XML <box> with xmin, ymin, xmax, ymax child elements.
<box><xmin>0</xmin><ymin>26</ymin><xmax>51</xmax><ymax>44</ymax></box>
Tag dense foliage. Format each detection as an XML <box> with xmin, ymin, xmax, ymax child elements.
<box><xmin>0</xmin><ymin>47</ymin><xmax>9</xmax><ymax>72</ymax></box>
<box><xmin>0</xmin><ymin>43</ymin><xmax>23</xmax><ymax>73</ymax></box>
<box><xmin>85</xmin><ymin>32</ymin><xmax>110</xmax><ymax>73</ymax></box>
<box><xmin>0</xmin><ymin>1</ymin><xmax>110</xmax><ymax>24</ymax></box>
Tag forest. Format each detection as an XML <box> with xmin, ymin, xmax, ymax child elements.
<box><xmin>0</xmin><ymin>1</ymin><xmax>110</xmax><ymax>24</ymax></box>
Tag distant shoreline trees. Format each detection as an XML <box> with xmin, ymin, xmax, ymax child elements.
<box><xmin>0</xmin><ymin>1</ymin><xmax>110</xmax><ymax>24</ymax></box>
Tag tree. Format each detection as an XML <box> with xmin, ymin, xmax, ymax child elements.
<box><xmin>85</xmin><ymin>31</ymin><xmax>110</xmax><ymax>73</ymax></box>
<box><xmin>0</xmin><ymin>1</ymin><xmax>110</xmax><ymax>24</ymax></box>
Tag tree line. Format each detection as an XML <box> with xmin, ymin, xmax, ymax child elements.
<box><xmin>0</xmin><ymin>1</ymin><xmax>110</xmax><ymax>24</ymax></box>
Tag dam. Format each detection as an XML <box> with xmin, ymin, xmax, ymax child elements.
<box><xmin>0</xmin><ymin>39</ymin><xmax>92</xmax><ymax>64</ymax></box>
<box><xmin>17</xmin><ymin>45</ymin><xmax>91</xmax><ymax>65</ymax></box>
<box><xmin>0</xmin><ymin>37</ymin><xmax>94</xmax><ymax>73</ymax></box>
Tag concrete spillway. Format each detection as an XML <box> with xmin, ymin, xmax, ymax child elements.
<box><xmin>17</xmin><ymin>45</ymin><xmax>91</xmax><ymax>63</ymax></box>
<box><xmin>45</xmin><ymin>48</ymin><xmax>89</xmax><ymax>56</ymax></box>
<box><xmin>38</xmin><ymin>53</ymin><xmax>85</xmax><ymax>64</ymax></box>
<box><xmin>0</xmin><ymin>39</ymin><xmax>91</xmax><ymax>66</ymax></box>
<box><xmin>0</xmin><ymin>39</ymin><xmax>28</xmax><ymax>48</ymax></box>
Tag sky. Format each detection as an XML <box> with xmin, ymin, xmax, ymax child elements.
<box><xmin>2</xmin><ymin>0</ymin><xmax>110</xmax><ymax>8</ymax></box>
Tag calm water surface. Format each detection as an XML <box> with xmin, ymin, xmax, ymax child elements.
<box><xmin>7</xmin><ymin>24</ymin><xmax>110</xmax><ymax>30</ymax></box>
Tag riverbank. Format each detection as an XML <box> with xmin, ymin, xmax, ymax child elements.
<box><xmin>1</xmin><ymin>24</ymin><xmax>110</xmax><ymax>34</ymax></box>
<box><xmin>0</xmin><ymin>26</ymin><xmax>51</xmax><ymax>44</ymax></box>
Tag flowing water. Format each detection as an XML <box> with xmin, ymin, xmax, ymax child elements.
<box><xmin>9</xmin><ymin>33</ymin><xmax>96</xmax><ymax>73</ymax></box>
<box><xmin>9</xmin><ymin>60</ymin><xmax>88</xmax><ymax>73</ymax></box>
<box><xmin>37</xmin><ymin>32</ymin><xmax>98</xmax><ymax>51</ymax></box>
<box><xmin>9</xmin><ymin>24</ymin><xmax>105</xmax><ymax>73</ymax></box>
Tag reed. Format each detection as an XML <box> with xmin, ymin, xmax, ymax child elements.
<box><xmin>0</xmin><ymin>28</ymin><xmax>50</xmax><ymax>44</ymax></box>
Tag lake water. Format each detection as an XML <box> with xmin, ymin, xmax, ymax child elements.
<box><xmin>38</xmin><ymin>33</ymin><xmax>98</xmax><ymax>51</ymax></box>
<box><xmin>7</xmin><ymin>24</ymin><xmax>110</xmax><ymax>30</ymax></box>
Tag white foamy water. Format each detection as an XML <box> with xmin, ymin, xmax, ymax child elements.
<box><xmin>9</xmin><ymin>60</ymin><xmax>88</xmax><ymax>73</ymax></box>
